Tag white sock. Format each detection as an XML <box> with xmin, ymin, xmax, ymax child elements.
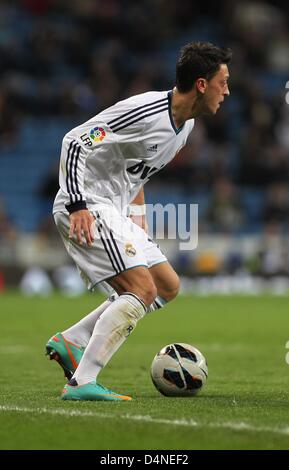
<box><xmin>72</xmin><ymin>293</ymin><xmax>146</xmax><ymax>385</ymax></box>
<box><xmin>62</xmin><ymin>293</ymin><xmax>166</xmax><ymax>349</ymax></box>
<box><xmin>62</xmin><ymin>294</ymin><xmax>117</xmax><ymax>347</ymax></box>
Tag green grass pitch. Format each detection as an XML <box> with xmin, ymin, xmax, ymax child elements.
<box><xmin>0</xmin><ymin>291</ymin><xmax>289</xmax><ymax>450</ymax></box>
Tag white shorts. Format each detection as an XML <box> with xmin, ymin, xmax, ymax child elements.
<box><xmin>54</xmin><ymin>206</ymin><xmax>167</xmax><ymax>291</ymax></box>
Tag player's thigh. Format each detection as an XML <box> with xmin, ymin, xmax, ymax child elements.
<box><xmin>149</xmin><ymin>262</ymin><xmax>180</xmax><ymax>301</ymax></box>
<box><xmin>132</xmin><ymin>225</ymin><xmax>179</xmax><ymax>301</ymax></box>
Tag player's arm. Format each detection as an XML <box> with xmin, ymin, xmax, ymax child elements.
<box><xmin>131</xmin><ymin>186</ymin><xmax>145</xmax><ymax>206</ymax></box>
<box><xmin>129</xmin><ymin>187</ymin><xmax>148</xmax><ymax>232</ymax></box>
<box><xmin>60</xmin><ymin>138</ymin><xmax>95</xmax><ymax>246</ymax></box>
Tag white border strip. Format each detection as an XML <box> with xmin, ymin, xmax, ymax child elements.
<box><xmin>1</xmin><ymin>404</ymin><xmax>289</xmax><ymax>436</ymax></box>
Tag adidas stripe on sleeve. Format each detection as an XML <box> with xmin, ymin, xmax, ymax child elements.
<box><xmin>61</xmin><ymin>139</ymin><xmax>89</xmax><ymax>213</ymax></box>
<box><xmin>107</xmin><ymin>97</ymin><xmax>169</xmax><ymax>133</ymax></box>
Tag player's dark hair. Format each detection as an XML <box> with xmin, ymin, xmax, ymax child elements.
<box><xmin>176</xmin><ymin>42</ymin><xmax>232</xmax><ymax>93</ymax></box>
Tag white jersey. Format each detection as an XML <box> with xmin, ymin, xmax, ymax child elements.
<box><xmin>53</xmin><ymin>90</ymin><xmax>195</xmax><ymax>215</ymax></box>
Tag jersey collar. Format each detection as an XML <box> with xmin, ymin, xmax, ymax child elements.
<box><xmin>167</xmin><ymin>90</ymin><xmax>185</xmax><ymax>135</ymax></box>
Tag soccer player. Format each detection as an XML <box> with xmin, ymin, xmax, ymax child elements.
<box><xmin>46</xmin><ymin>42</ymin><xmax>231</xmax><ymax>401</ymax></box>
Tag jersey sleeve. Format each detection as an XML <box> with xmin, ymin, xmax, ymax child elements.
<box><xmin>59</xmin><ymin>137</ymin><xmax>91</xmax><ymax>214</ymax></box>
<box><xmin>59</xmin><ymin>121</ymin><xmax>120</xmax><ymax>213</ymax></box>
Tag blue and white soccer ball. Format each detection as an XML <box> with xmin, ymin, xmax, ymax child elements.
<box><xmin>150</xmin><ymin>343</ymin><xmax>208</xmax><ymax>397</ymax></box>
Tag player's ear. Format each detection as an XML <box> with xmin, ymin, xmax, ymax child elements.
<box><xmin>196</xmin><ymin>78</ymin><xmax>207</xmax><ymax>94</ymax></box>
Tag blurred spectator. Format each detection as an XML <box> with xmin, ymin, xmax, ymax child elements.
<box><xmin>0</xmin><ymin>198</ymin><xmax>17</xmax><ymax>242</ymax></box>
<box><xmin>259</xmin><ymin>221</ymin><xmax>289</xmax><ymax>276</ymax></box>
<box><xmin>39</xmin><ymin>163</ymin><xmax>59</xmax><ymax>208</ymax></box>
<box><xmin>205</xmin><ymin>178</ymin><xmax>246</xmax><ymax>233</ymax></box>
<box><xmin>263</xmin><ymin>183</ymin><xmax>289</xmax><ymax>232</ymax></box>
<box><xmin>0</xmin><ymin>0</ymin><xmax>289</xmax><ymax>240</ymax></box>
<box><xmin>0</xmin><ymin>89</ymin><xmax>19</xmax><ymax>147</ymax></box>
<box><xmin>275</xmin><ymin>103</ymin><xmax>289</xmax><ymax>152</ymax></box>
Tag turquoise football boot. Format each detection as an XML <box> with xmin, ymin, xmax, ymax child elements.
<box><xmin>61</xmin><ymin>379</ymin><xmax>132</xmax><ymax>401</ymax></box>
<box><xmin>45</xmin><ymin>333</ymin><xmax>84</xmax><ymax>380</ymax></box>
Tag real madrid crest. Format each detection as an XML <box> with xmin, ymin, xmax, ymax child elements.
<box><xmin>125</xmin><ymin>243</ymin><xmax>136</xmax><ymax>257</ymax></box>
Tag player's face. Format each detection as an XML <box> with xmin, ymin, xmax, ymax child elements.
<box><xmin>203</xmin><ymin>64</ymin><xmax>230</xmax><ymax>115</ymax></box>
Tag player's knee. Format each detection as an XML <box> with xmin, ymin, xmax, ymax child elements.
<box><xmin>162</xmin><ymin>275</ymin><xmax>180</xmax><ymax>302</ymax></box>
<box><xmin>129</xmin><ymin>272</ymin><xmax>157</xmax><ymax>307</ymax></box>
<box><xmin>109</xmin><ymin>268</ymin><xmax>157</xmax><ymax>307</ymax></box>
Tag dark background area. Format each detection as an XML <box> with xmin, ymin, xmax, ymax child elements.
<box><xmin>1</xmin><ymin>0</ymin><xmax>289</xmax><ymax>287</ymax></box>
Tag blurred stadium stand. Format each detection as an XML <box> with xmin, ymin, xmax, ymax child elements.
<box><xmin>0</xmin><ymin>0</ymin><xmax>289</xmax><ymax>289</ymax></box>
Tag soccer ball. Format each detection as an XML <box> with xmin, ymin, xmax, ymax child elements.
<box><xmin>150</xmin><ymin>343</ymin><xmax>208</xmax><ymax>397</ymax></box>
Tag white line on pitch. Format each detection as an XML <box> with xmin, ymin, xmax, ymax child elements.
<box><xmin>1</xmin><ymin>404</ymin><xmax>289</xmax><ymax>437</ymax></box>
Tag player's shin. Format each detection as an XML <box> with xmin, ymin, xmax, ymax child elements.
<box><xmin>61</xmin><ymin>292</ymin><xmax>166</xmax><ymax>354</ymax></box>
<box><xmin>61</xmin><ymin>294</ymin><xmax>116</xmax><ymax>347</ymax></box>
<box><xmin>72</xmin><ymin>293</ymin><xmax>146</xmax><ymax>385</ymax></box>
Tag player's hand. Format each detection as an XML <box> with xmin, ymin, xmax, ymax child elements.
<box><xmin>69</xmin><ymin>210</ymin><xmax>95</xmax><ymax>246</ymax></box>
<box><xmin>130</xmin><ymin>214</ymin><xmax>148</xmax><ymax>233</ymax></box>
